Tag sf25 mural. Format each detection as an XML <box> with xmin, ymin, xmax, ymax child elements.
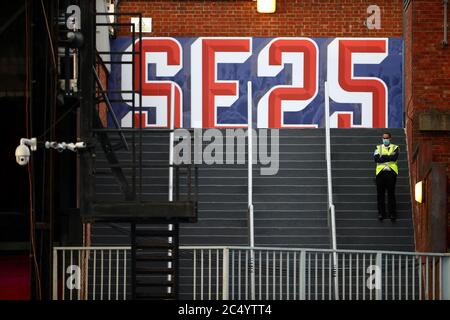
<box><xmin>107</xmin><ymin>37</ymin><xmax>403</xmax><ymax>129</ymax></box>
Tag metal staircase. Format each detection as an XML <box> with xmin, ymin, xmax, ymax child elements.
<box><xmin>80</xmin><ymin>12</ymin><xmax>198</xmax><ymax>301</ymax></box>
<box><xmin>131</xmin><ymin>224</ymin><xmax>179</xmax><ymax>300</ymax></box>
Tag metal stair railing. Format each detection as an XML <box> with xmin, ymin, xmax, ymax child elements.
<box><xmin>324</xmin><ymin>81</ymin><xmax>339</xmax><ymax>299</ymax></box>
<box><xmin>52</xmin><ymin>246</ymin><xmax>450</xmax><ymax>300</ymax></box>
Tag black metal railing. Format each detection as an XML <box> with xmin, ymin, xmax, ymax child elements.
<box><xmin>81</xmin><ymin>13</ymin><xmax>198</xmax><ymax>221</ymax></box>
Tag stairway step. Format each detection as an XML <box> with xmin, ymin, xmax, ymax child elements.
<box><xmin>135</xmin><ymin>293</ymin><xmax>176</xmax><ymax>300</ymax></box>
<box><xmin>136</xmin><ymin>280</ymin><xmax>174</xmax><ymax>287</ymax></box>
<box><xmin>135</xmin><ymin>230</ymin><xmax>175</xmax><ymax>237</ymax></box>
<box><xmin>135</xmin><ymin>241</ymin><xmax>175</xmax><ymax>249</ymax></box>
<box><xmin>94</xmin><ymin>127</ymin><xmax>413</xmax><ymax>271</ymax></box>
<box><xmin>136</xmin><ymin>267</ymin><xmax>175</xmax><ymax>274</ymax></box>
<box><xmin>135</xmin><ymin>255</ymin><xmax>174</xmax><ymax>262</ymax></box>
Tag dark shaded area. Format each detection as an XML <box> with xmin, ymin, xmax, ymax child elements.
<box><xmin>0</xmin><ymin>0</ymin><xmax>80</xmax><ymax>299</ymax></box>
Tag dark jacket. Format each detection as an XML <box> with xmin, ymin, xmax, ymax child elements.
<box><xmin>373</xmin><ymin>144</ymin><xmax>399</xmax><ymax>164</ymax></box>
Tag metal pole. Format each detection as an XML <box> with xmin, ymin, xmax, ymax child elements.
<box><xmin>223</xmin><ymin>248</ymin><xmax>230</xmax><ymax>300</ymax></box>
<box><xmin>168</xmin><ymin>83</ymin><xmax>176</xmax><ymax>295</ymax></box>
<box><xmin>299</xmin><ymin>251</ymin><xmax>306</xmax><ymax>300</ymax></box>
<box><xmin>169</xmin><ymin>83</ymin><xmax>175</xmax><ymax>202</ymax></box>
<box><xmin>247</xmin><ymin>81</ymin><xmax>256</xmax><ymax>300</ymax></box>
<box><xmin>52</xmin><ymin>248</ymin><xmax>58</xmax><ymax>300</ymax></box>
<box><xmin>324</xmin><ymin>82</ymin><xmax>339</xmax><ymax>300</ymax></box>
<box><xmin>376</xmin><ymin>253</ymin><xmax>383</xmax><ymax>300</ymax></box>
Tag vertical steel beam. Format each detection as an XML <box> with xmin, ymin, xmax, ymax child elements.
<box><xmin>79</xmin><ymin>0</ymin><xmax>95</xmax><ymax>219</ymax></box>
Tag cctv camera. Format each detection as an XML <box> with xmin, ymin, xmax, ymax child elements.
<box><xmin>15</xmin><ymin>137</ymin><xmax>37</xmax><ymax>166</ymax></box>
<box><xmin>75</xmin><ymin>141</ymin><xmax>86</xmax><ymax>149</ymax></box>
<box><xmin>15</xmin><ymin>144</ymin><xmax>30</xmax><ymax>166</ymax></box>
<box><xmin>45</xmin><ymin>141</ymin><xmax>56</xmax><ymax>149</ymax></box>
<box><xmin>56</xmin><ymin>142</ymin><xmax>66</xmax><ymax>153</ymax></box>
<box><xmin>66</xmin><ymin>143</ymin><xmax>77</xmax><ymax>152</ymax></box>
<box><xmin>44</xmin><ymin>139</ymin><xmax>86</xmax><ymax>153</ymax></box>
<box><xmin>64</xmin><ymin>141</ymin><xmax>87</xmax><ymax>152</ymax></box>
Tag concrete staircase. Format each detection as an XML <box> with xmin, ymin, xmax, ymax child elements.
<box><xmin>91</xmin><ymin>128</ymin><xmax>416</xmax><ymax>299</ymax></box>
<box><xmin>179</xmin><ymin>128</ymin><xmax>414</xmax><ymax>251</ymax></box>
<box><xmin>331</xmin><ymin>128</ymin><xmax>414</xmax><ymax>251</ymax></box>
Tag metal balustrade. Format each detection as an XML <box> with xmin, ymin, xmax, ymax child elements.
<box><xmin>52</xmin><ymin>246</ymin><xmax>450</xmax><ymax>300</ymax></box>
<box><xmin>52</xmin><ymin>247</ymin><xmax>131</xmax><ymax>300</ymax></box>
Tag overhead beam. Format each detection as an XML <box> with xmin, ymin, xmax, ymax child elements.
<box><xmin>86</xmin><ymin>201</ymin><xmax>197</xmax><ymax>223</ymax></box>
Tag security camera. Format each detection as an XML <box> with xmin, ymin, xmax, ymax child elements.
<box><xmin>75</xmin><ymin>141</ymin><xmax>86</xmax><ymax>149</ymax></box>
<box><xmin>15</xmin><ymin>138</ymin><xmax>37</xmax><ymax>166</ymax></box>
<box><xmin>45</xmin><ymin>141</ymin><xmax>57</xmax><ymax>149</ymax></box>
<box><xmin>65</xmin><ymin>143</ymin><xmax>76</xmax><ymax>152</ymax></box>
<box><xmin>65</xmin><ymin>141</ymin><xmax>86</xmax><ymax>152</ymax></box>
<box><xmin>15</xmin><ymin>144</ymin><xmax>31</xmax><ymax>166</ymax></box>
<box><xmin>56</xmin><ymin>142</ymin><xmax>66</xmax><ymax>153</ymax></box>
<box><xmin>44</xmin><ymin>140</ymin><xmax>86</xmax><ymax>152</ymax></box>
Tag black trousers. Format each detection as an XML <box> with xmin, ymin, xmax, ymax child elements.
<box><xmin>376</xmin><ymin>170</ymin><xmax>397</xmax><ymax>217</ymax></box>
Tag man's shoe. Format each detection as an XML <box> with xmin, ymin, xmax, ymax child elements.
<box><xmin>389</xmin><ymin>215</ymin><xmax>397</xmax><ymax>222</ymax></box>
<box><xmin>378</xmin><ymin>214</ymin><xmax>385</xmax><ymax>221</ymax></box>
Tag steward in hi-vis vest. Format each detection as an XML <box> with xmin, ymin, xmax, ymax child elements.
<box><xmin>373</xmin><ymin>132</ymin><xmax>399</xmax><ymax>221</ymax></box>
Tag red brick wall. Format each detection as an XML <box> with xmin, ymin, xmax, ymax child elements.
<box><xmin>118</xmin><ymin>0</ymin><xmax>402</xmax><ymax>37</ymax></box>
<box><xmin>404</xmin><ymin>0</ymin><xmax>450</xmax><ymax>251</ymax></box>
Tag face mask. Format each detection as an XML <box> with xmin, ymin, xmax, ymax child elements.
<box><xmin>383</xmin><ymin>138</ymin><xmax>390</xmax><ymax>146</ymax></box>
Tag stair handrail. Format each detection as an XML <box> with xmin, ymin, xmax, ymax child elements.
<box><xmin>247</xmin><ymin>81</ymin><xmax>256</xmax><ymax>300</ymax></box>
<box><xmin>92</xmin><ymin>60</ymin><xmax>129</xmax><ymax>151</ymax></box>
<box><xmin>324</xmin><ymin>82</ymin><xmax>339</xmax><ymax>300</ymax></box>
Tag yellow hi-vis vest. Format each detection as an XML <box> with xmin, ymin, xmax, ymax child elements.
<box><xmin>375</xmin><ymin>144</ymin><xmax>399</xmax><ymax>175</ymax></box>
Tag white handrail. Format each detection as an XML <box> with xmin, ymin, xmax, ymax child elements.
<box><xmin>168</xmin><ymin>83</ymin><xmax>176</xmax><ymax>295</ymax></box>
<box><xmin>247</xmin><ymin>80</ymin><xmax>254</xmax><ymax>249</ymax></box>
<box><xmin>247</xmin><ymin>81</ymin><xmax>256</xmax><ymax>300</ymax></box>
<box><xmin>169</xmin><ymin>83</ymin><xmax>175</xmax><ymax>201</ymax></box>
<box><xmin>324</xmin><ymin>81</ymin><xmax>339</xmax><ymax>300</ymax></box>
<box><xmin>324</xmin><ymin>82</ymin><xmax>337</xmax><ymax>251</ymax></box>
<box><xmin>52</xmin><ymin>246</ymin><xmax>450</xmax><ymax>257</ymax></box>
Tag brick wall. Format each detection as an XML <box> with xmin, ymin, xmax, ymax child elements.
<box><xmin>404</xmin><ymin>0</ymin><xmax>450</xmax><ymax>251</ymax></box>
<box><xmin>118</xmin><ymin>0</ymin><xmax>402</xmax><ymax>37</ymax></box>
